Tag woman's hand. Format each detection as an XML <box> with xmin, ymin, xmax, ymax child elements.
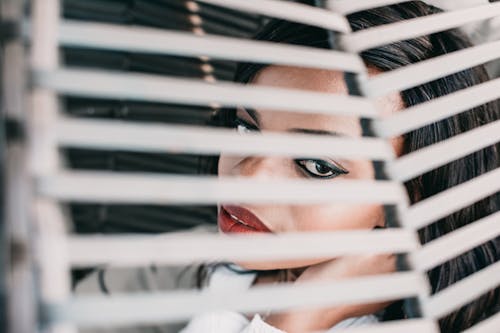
<box><xmin>264</xmin><ymin>254</ymin><xmax>396</xmax><ymax>333</ymax></box>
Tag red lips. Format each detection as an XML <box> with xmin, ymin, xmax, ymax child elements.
<box><xmin>218</xmin><ymin>205</ymin><xmax>272</xmax><ymax>234</ymax></box>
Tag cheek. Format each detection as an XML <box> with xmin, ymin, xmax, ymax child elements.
<box><xmin>218</xmin><ymin>154</ymin><xmax>238</xmax><ymax>176</ymax></box>
<box><xmin>342</xmin><ymin>159</ymin><xmax>375</xmax><ymax>180</ymax></box>
<box><xmin>236</xmin><ymin>205</ymin><xmax>385</xmax><ymax>271</ymax></box>
<box><xmin>290</xmin><ymin>203</ymin><xmax>385</xmax><ymax>231</ymax></box>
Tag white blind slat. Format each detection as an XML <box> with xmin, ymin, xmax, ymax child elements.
<box><xmin>327</xmin><ymin>0</ymin><xmax>405</xmax><ymax>15</ymax></box>
<box><xmin>39</xmin><ymin>172</ymin><xmax>407</xmax><ymax>205</ymax></box>
<box><xmin>341</xmin><ymin>3</ymin><xmax>500</xmax><ymax>52</ymax></box>
<box><xmin>462</xmin><ymin>311</ymin><xmax>500</xmax><ymax>333</ymax></box>
<box><xmin>58</xmin><ymin>20</ymin><xmax>365</xmax><ymax>73</ymax></box>
<box><xmin>411</xmin><ymin>211</ymin><xmax>500</xmax><ymax>271</ymax></box>
<box><xmin>374</xmin><ymin>76</ymin><xmax>500</xmax><ymax>137</ymax></box>
<box><xmin>327</xmin><ymin>0</ymin><xmax>484</xmax><ymax>15</ymax></box>
<box><xmin>54</xmin><ymin>273</ymin><xmax>427</xmax><ymax>326</ymax></box>
<box><xmin>35</xmin><ymin>69</ymin><xmax>378</xmax><ymax>117</ymax></box>
<box><xmin>68</xmin><ymin>229</ymin><xmax>418</xmax><ymax>267</ymax></box>
<box><xmin>56</xmin><ymin>118</ymin><xmax>395</xmax><ymax>160</ymax></box>
<box><xmin>362</xmin><ymin>39</ymin><xmax>500</xmax><ymax>97</ymax></box>
<box><xmin>423</xmin><ymin>261</ymin><xmax>500</xmax><ymax>319</ymax></box>
<box><xmin>197</xmin><ymin>0</ymin><xmax>351</xmax><ymax>33</ymax></box>
<box><xmin>404</xmin><ymin>167</ymin><xmax>500</xmax><ymax>230</ymax></box>
<box><xmin>389</xmin><ymin>120</ymin><xmax>500</xmax><ymax>181</ymax></box>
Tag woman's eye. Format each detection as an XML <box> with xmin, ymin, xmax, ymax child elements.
<box><xmin>236</xmin><ymin>123</ymin><xmax>252</xmax><ymax>134</ymax></box>
<box><xmin>234</xmin><ymin>118</ymin><xmax>258</xmax><ymax>134</ymax></box>
<box><xmin>295</xmin><ymin>159</ymin><xmax>348</xmax><ymax>179</ymax></box>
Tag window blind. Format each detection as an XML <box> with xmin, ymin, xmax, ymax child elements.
<box><xmin>2</xmin><ymin>0</ymin><xmax>499</xmax><ymax>332</ymax></box>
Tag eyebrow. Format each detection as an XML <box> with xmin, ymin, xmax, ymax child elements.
<box><xmin>239</xmin><ymin>107</ymin><xmax>345</xmax><ymax>137</ymax></box>
<box><xmin>238</xmin><ymin>106</ymin><xmax>261</xmax><ymax>124</ymax></box>
<box><xmin>289</xmin><ymin>128</ymin><xmax>344</xmax><ymax>137</ymax></box>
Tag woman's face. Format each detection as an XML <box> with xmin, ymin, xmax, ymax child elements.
<box><xmin>217</xmin><ymin>65</ymin><xmax>404</xmax><ymax>270</ymax></box>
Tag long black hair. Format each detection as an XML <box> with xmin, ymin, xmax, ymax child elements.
<box><xmin>201</xmin><ymin>1</ymin><xmax>499</xmax><ymax>331</ymax></box>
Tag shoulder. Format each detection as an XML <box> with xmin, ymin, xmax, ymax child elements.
<box><xmin>75</xmin><ymin>224</ymin><xmax>217</xmax><ymax>295</ymax></box>
<box><xmin>75</xmin><ymin>263</ymin><xmax>201</xmax><ymax>295</ymax></box>
<box><xmin>327</xmin><ymin>315</ymin><xmax>379</xmax><ymax>331</ymax></box>
<box><xmin>75</xmin><ymin>224</ymin><xmax>218</xmax><ymax>333</ymax></box>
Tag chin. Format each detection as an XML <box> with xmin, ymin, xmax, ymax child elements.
<box><xmin>235</xmin><ymin>257</ymin><xmax>331</xmax><ymax>271</ymax></box>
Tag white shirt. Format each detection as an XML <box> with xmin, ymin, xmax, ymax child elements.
<box><xmin>180</xmin><ymin>264</ymin><xmax>379</xmax><ymax>333</ymax></box>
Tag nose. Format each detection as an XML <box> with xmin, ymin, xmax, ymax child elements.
<box><xmin>236</xmin><ymin>156</ymin><xmax>280</xmax><ymax>179</ymax></box>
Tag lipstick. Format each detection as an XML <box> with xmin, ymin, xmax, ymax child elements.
<box><xmin>218</xmin><ymin>205</ymin><xmax>272</xmax><ymax>234</ymax></box>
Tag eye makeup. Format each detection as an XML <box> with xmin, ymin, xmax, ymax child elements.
<box><xmin>294</xmin><ymin>158</ymin><xmax>349</xmax><ymax>179</ymax></box>
<box><xmin>231</xmin><ymin>107</ymin><xmax>350</xmax><ymax>180</ymax></box>
<box><xmin>234</xmin><ymin>117</ymin><xmax>259</xmax><ymax>133</ymax></box>
<box><xmin>236</xmin><ymin>106</ymin><xmax>261</xmax><ymax>125</ymax></box>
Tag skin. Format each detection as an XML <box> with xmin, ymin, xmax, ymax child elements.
<box><xmin>217</xmin><ymin>65</ymin><xmax>405</xmax><ymax>331</ymax></box>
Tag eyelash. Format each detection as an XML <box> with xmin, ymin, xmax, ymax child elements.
<box><xmin>294</xmin><ymin>159</ymin><xmax>349</xmax><ymax>179</ymax></box>
<box><xmin>234</xmin><ymin>117</ymin><xmax>349</xmax><ymax>179</ymax></box>
<box><xmin>234</xmin><ymin>117</ymin><xmax>259</xmax><ymax>133</ymax></box>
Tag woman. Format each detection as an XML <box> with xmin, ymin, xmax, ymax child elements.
<box><xmin>185</xmin><ymin>1</ymin><xmax>499</xmax><ymax>332</ymax></box>
<box><xmin>76</xmin><ymin>2</ymin><xmax>499</xmax><ymax>332</ymax></box>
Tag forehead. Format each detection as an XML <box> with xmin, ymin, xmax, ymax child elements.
<box><xmin>252</xmin><ymin>65</ymin><xmax>349</xmax><ymax>94</ymax></box>
<box><xmin>246</xmin><ymin>66</ymin><xmax>357</xmax><ymax>136</ymax></box>
<box><xmin>245</xmin><ymin>65</ymin><xmax>404</xmax><ymax>136</ymax></box>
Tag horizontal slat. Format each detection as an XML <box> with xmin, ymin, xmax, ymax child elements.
<box><xmin>462</xmin><ymin>311</ymin><xmax>500</xmax><ymax>333</ymax></box>
<box><xmin>410</xmin><ymin>211</ymin><xmax>500</xmax><ymax>271</ymax></box>
<box><xmin>327</xmin><ymin>0</ymin><xmax>404</xmax><ymax>15</ymax></box>
<box><xmin>58</xmin><ymin>20</ymin><xmax>365</xmax><ymax>73</ymax></box>
<box><xmin>328</xmin><ymin>0</ymin><xmax>488</xmax><ymax>15</ymax></box>
<box><xmin>423</xmin><ymin>261</ymin><xmax>500</xmax><ymax>319</ymax></box>
<box><xmin>404</xmin><ymin>167</ymin><xmax>500</xmax><ymax>230</ymax></box>
<box><xmin>56</xmin><ymin>118</ymin><xmax>395</xmax><ymax>160</ymax></box>
<box><xmin>362</xmin><ymin>40</ymin><xmax>500</xmax><ymax>97</ymax></box>
<box><xmin>331</xmin><ymin>319</ymin><xmax>439</xmax><ymax>333</ymax></box>
<box><xmin>38</xmin><ymin>172</ymin><xmax>407</xmax><ymax>205</ymax></box>
<box><xmin>373</xmin><ymin>76</ymin><xmax>500</xmax><ymax>137</ymax></box>
<box><xmin>34</xmin><ymin>69</ymin><xmax>378</xmax><ymax>117</ymax></box>
<box><xmin>197</xmin><ymin>0</ymin><xmax>351</xmax><ymax>33</ymax></box>
<box><xmin>67</xmin><ymin>229</ymin><xmax>419</xmax><ymax>267</ymax></box>
<box><xmin>388</xmin><ymin>120</ymin><xmax>500</xmax><ymax>181</ymax></box>
<box><xmin>341</xmin><ymin>3</ymin><xmax>500</xmax><ymax>52</ymax></box>
<box><xmin>51</xmin><ymin>272</ymin><xmax>427</xmax><ymax>326</ymax></box>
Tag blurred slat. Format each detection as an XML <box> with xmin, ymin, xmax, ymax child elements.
<box><xmin>462</xmin><ymin>311</ymin><xmax>500</xmax><ymax>333</ymax></box>
<box><xmin>67</xmin><ymin>229</ymin><xmax>419</xmax><ymax>266</ymax></box>
<box><xmin>389</xmin><ymin>120</ymin><xmax>500</xmax><ymax>181</ymax></box>
<box><xmin>373</xmin><ymin>77</ymin><xmax>500</xmax><ymax>137</ymax></box>
<box><xmin>328</xmin><ymin>0</ymin><xmax>406</xmax><ymax>15</ymax></box>
<box><xmin>197</xmin><ymin>0</ymin><xmax>351</xmax><ymax>33</ymax></box>
<box><xmin>362</xmin><ymin>39</ymin><xmax>500</xmax><ymax>97</ymax></box>
<box><xmin>56</xmin><ymin>118</ymin><xmax>395</xmax><ymax>160</ymax></box>
<box><xmin>38</xmin><ymin>172</ymin><xmax>407</xmax><ymax>205</ymax></box>
<box><xmin>53</xmin><ymin>272</ymin><xmax>427</xmax><ymax>326</ymax></box>
<box><xmin>36</xmin><ymin>69</ymin><xmax>378</xmax><ymax>117</ymax></box>
<box><xmin>411</xmin><ymin>211</ymin><xmax>500</xmax><ymax>271</ymax></box>
<box><xmin>423</xmin><ymin>261</ymin><xmax>500</xmax><ymax>319</ymax></box>
<box><xmin>404</xmin><ymin>168</ymin><xmax>500</xmax><ymax>230</ymax></box>
<box><xmin>341</xmin><ymin>3</ymin><xmax>500</xmax><ymax>52</ymax></box>
<box><xmin>58</xmin><ymin>20</ymin><xmax>365</xmax><ymax>73</ymax></box>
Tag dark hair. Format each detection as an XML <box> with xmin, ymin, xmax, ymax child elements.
<box><xmin>202</xmin><ymin>1</ymin><xmax>499</xmax><ymax>331</ymax></box>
